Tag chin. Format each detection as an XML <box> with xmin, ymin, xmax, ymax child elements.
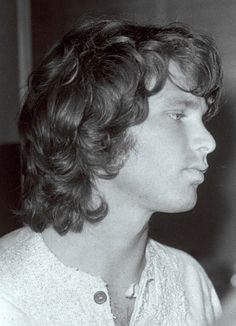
<box><xmin>162</xmin><ymin>193</ymin><xmax>198</xmax><ymax>213</ymax></box>
<box><xmin>175</xmin><ymin>202</ymin><xmax>197</xmax><ymax>213</ymax></box>
<box><xmin>178</xmin><ymin>197</ymin><xmax>198</xmax><ymax>212</ymax></box>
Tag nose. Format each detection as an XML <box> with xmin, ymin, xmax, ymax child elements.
<box><xmin>194</xmin><ymin>125</ymin><xmax>216</xmax><ymax>155</ymax></box>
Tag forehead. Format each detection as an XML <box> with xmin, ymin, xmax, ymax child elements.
<box><xmin>148</xmin><ymin>61</ymin><xmax>207</xmax><ymax>114</ymax></box>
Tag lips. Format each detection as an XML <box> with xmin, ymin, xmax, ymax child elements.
<box><xmin>186</xmin><ymin>166</ymin><xmax>208</xmax><ymax>184</ymax></box>
<box><xmin>188</xmin><ymin>164</ymin><xmax>208</xmax><ymax>173</ymax></box>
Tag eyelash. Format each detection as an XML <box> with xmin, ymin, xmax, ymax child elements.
<box><xmin>168</xmin><ymin>112</ymin><xmax>186</xmax><ymax>121</ymax></box>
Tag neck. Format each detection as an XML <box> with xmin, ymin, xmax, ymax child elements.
<box><xmin>42</xmin><ymin>180</ymin><xmax>153</xmax><ymax>288</ymax></box>
<box><xmin>43</xmin><ymin>211</ymin><xmax>150</xmax><ymax>286</ymax></box>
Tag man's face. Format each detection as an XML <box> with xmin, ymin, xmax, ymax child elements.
<box><xmin>108</xmin><ymin>63</ymin><xmax>216</xmax><ymax>214</ymax></box>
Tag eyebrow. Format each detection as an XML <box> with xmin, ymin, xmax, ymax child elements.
<box><xmin>165</xmin><ymin>96</ymin><xmax>207</xmax><ymax>110</ymax></box>
<box><xmin>165</xmin><ymin>97</ymin><xmax>197</xmax><ymax>106</ymax></box>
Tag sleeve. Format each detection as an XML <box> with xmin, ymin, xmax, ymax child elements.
<box><xmin>0</xmin><ymin>294</ymin><xmax>32</xmax><ymax>326</ymax></box>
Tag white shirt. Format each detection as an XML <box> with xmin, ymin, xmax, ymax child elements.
<box><xmin>0</xmin><ymin>227</ymin><xmax>221</xmax><ymax>325</ymax></box>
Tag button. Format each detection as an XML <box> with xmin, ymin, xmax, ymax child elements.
<box><xmin>94</xmin><ymin>291</ymin><xmax>107</xmax><ymax>304</ymax></box>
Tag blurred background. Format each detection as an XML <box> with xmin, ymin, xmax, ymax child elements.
<box><xmin>0</xmin><ymin>0</ymin><xmax>235</xmax><ymax>300</ymax></box>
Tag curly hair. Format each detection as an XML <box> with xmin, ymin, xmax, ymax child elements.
<box><xmin>18</xmin><ymin>19</ymin><xmax>223</xmax><ymax>234</ymax></box>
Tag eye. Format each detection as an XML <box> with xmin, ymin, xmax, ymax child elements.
<box><xmin>168</xmin><ymin>112</ymin><xmax>186</xmax><ymax>121</ymax></box>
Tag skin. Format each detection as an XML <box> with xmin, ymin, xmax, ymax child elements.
<box><xmin>109</xmin><ymin>70</ymin><xmax>216</xmax><ymax>215</ymax></box>
<box><xmin>42</xmin><ymin>62</ymin><xmax>216</xmax><ymax>320</ymax></box>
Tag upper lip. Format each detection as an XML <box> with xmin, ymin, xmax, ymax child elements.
<box><xmin>188</xmin><ymin>165</ymin><xmax>209</xmax><ymax>174</ymax></box>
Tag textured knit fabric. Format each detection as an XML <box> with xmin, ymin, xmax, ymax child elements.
<box><xmin>0</xmin><ymin>227</ymin><xmax>221</xmax><ymax>326</ymax></box>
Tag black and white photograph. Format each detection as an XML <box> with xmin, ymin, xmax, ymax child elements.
<box><xmin>0</xmin><ymin>1</ymin><xmax>236</xmax><ymax>325</ymax></box>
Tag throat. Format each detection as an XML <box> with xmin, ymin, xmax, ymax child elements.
<box><xmin>112</xmin><ymin>301</ymin><xmax>135</xmax><ymax>326</ymax></box>
<box><xmin>108</xmin><ymin>285</ymin><xmax>136</xmax><ymax>326</ymax></box>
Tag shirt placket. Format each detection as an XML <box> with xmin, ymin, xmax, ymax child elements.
<box><xmin>86</xmin><ymin>279</ymin><xmax>116</xmax><ymax>326</ymax></box>
<box><xmin>129</xmin><ymin>243</ymin><xmax>156</xmax><ymax>326</ymax></box>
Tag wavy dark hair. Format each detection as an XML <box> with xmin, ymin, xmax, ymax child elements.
<box><xmin>18</xmin><ymin>19</ymin><xmax>223</xmax><ymax>234</ymax></box>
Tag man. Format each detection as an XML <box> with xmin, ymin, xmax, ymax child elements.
<box><xmin>0</xmin><ymin>19</ymin><xmax>223</xmax><ymax>325</ymax></box>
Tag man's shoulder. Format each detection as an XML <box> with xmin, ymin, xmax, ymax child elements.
<box><xmin>149</xmin><ymin>238</ymin><xmax>198</xmax><ymax>262</ymax></box>
<box><xmin>149</xmin><ymin>238</ymin><xmax>207</xmax><ymax>277</ymax></box>
<box><xmin>0</xmin><ymin>227</ymin><xmax>39</xmax><ymax>281</ymax></box>
<box><xmin>0</xmin><ymin>227</ymin><xmax>48</xmax><ymax>303</ymax></box>
<box><xmin>148</xmin><ymin>238</ymin><xmax>222</xmax><ymax>320</ymax></box>
<box><xmin>0</xmin><ymin>227</ymin><xmax>34</xmax><ymax>256</ymax></box>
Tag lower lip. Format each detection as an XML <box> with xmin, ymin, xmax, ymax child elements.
<box><xmin>186</xmin><ymin>169</ymin><xmax>205</xmax><ymax>184</ymax></box>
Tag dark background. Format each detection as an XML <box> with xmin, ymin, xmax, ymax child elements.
<box><xmin>1</xmin><ymin>0</ymin><xmax>236</xmax><ymax>298</ymax></box>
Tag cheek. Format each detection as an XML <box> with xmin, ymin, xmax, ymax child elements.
<box><xmin>131</xmin><ymin>122</ymin><xmax>190</xmax><ymax>176</ymax></box>
<box><xmin>141</xmin><ymin>132</ymin><xmax>187</xmax><ymax>169</ymax></box>
<box><xmin>148</xmin><ymin>120</ymin><xmax>188</xmax><ymax>146</ymax></box>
